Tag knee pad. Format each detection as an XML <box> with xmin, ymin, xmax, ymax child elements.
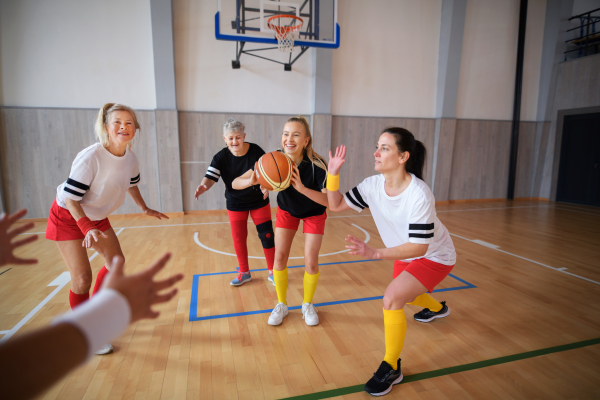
<box><xmin>256</xmin><ymin>220</ymin><xmax>275</xmax><ymax>249</ymax></box>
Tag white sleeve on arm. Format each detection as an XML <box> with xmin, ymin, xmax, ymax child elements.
<box><xmin>52</xmin><ymin>289</ymin><xmax>131</xmax><ymax>361</ymax></box>
<box><xmin>344</xmin><ymin>179</ymin><xmax>370</xmax><ymax>212</ymax></box>
<box><xmin>63</xmin><ymin>159</ymin><xmax>93</xmax><ymax>202</ymax></box>
<box><xmin>408</xmin><ymin>195</ymin><xmax>436</xmax><ymax>244</ymax></box>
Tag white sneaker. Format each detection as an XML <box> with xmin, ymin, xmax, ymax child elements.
<box><xmin>95</xmin><ymin>343</ymin><xmax>113</xmax><ymax>355</ymax></box>
<box><xmin>268</xmin><ymin>302</ymin><xmax>289</xmax><ymax>326</ymax></box>
<box><xmin>302</xmin><ymin>303</ymin><xmax>319</xmax><ymax>326</ymax></box>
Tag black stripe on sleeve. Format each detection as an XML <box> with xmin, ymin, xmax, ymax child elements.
<box><xmin>130</xmin><ymin>173</ymin><xmax>140</xmax><ymax>183</ymax></box>
<box><xmin>409</xmin><ymin>223</ymin><xmax>434</xmax><ymax>231</ymax></box>
<box><xmin>66</xmin><ymin>178</ymin><xmax>90</xmax><ymax>191</ymax></box>
<box><xmin>64</xmin><ymin>186</ymin><xmax>84</xmax><ymax>198</ymax></box>
<box><xmin>205</xmin><ymin>174</ymin><xmax>219</xmax><ymax>182</ymax></box>
<box><xmin>345</xmin><ymin>191</ymin><xmax>364</xmax><ymax>210</ymax></box>
<box><xmin>409</xmin><ymin>233</ymin><xmax>434</xmax><ymax>239</ymax></box>
<box><xmin>351</xmin><ymin>188</ymin><xmax>369</xmax><ymax>208</ymax></box>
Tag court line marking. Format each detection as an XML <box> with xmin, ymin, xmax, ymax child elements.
<box><xmin>0</xmin><ymin>268</ymin><xmax>12</xmax><ymax>276</ymax></box>
<box><xmin>193</xmin><ymin>223</ymin><xmax>370</xmax><ymax>260</ymax></box>
<box><xmin>19</xmin><ymin>203</ymin><xmax>589</xmax><ymax>235</ymax></box>
<box><xmin>450</xmin><ymin>233</ymin><xmax>600</xmax><ymax>286</ymax></box>
<box><xmin>188</xmin><ymin>259</ymin><xmax>476</xmax><ymax>322</ymax></box>
<box><xmin>278</xmin><ymin>337</ymin><xmax>600</xmax><ymax>400</ymax></box>
<box><xmin>0</xmin><ymin>228</ymin><xmax>125</xmax><ymax>341</ymax></box>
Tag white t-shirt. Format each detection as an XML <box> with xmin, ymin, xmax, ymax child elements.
<box><xmin>56</xmin><ymin>143</ymin><xmax>140</xmax><ymax>221</ymax></box>
<box><xmin>344</xmin><ymin>174</ymin><xmax>456</xmax><ymax>265</ymax></box>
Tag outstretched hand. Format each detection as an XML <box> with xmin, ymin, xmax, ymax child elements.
<box><xmin>82</xmin><ymin>228</ymin><xmax>108</xmax><ymax>249</ymax></box>
<box><xmin>194</xmin><ymin>185</ymin><xmax>208</xmax><ymax>199</ymax></box>
<box><xmin>0</xmin><ymin>209</ymin><xmax>38</xmax><ymax>266</ymax></box>
<box><xmin>144</xmin><ymin>208</ymin><xmax>169</xmax><ymax>220</ymax></box>
<box><xmin>345</xmin><ymin>234</ymin><xmax>379</xmax><ymax>259</ymax></box>
<box><xmin>328</xmin><ymin>145</ymin><xmax>347</xmax><ymax>176</ymax></box>
<box><xmin>103</xmin><ymin>253</ymin><xmax>184</xmax><ymax>322</ymax></box>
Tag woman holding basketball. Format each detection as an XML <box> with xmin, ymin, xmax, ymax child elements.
<box><xmin>195</xmin><ymin>118</ymin><xmax>275</xmax><ymax>286</ymax></box>
<box><xmin>264</xmin><ymin>116</ymin><xmax>329</xmax><ymax>327</ymax></box>
<box><xmin>326</xmin><ymin>128</ymin><xmax>456</xmax><ymax>396</ymax></box>
<box><xmin>46</xmin><ymin>103</ymin><xmax>168</xmax><ymax>355</ymax></box>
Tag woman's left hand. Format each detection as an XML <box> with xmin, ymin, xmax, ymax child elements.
<box><xmin>144</xmin><ymin>208</ymin><xmax>169</xmax><ymax>220</ymax></box>
<box><xmin>345</xmin><ymin>235</ymin><xmax>379</xmax><ymax>258</ymax></box>
<box><xmin>290</xmin><ymin>164</ymin><xmax>306</xmax><ymax>194</ymax></box>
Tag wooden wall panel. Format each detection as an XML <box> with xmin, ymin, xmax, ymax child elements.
<box><xmin>433</xmin><ymin>118</ymin><xmax>457</xmax><ymax>201</ymax></box>
<box><xmin>0</xmin><ymin>108</ymin><xmax>162</xmax><ymax>219</ymax></box>
<box><xmin>448</xmin><ymin>120</ymin><xmax>512</xmax><ymax>200</ymax></box>
<box><xmin>330</xmin><ymin>116</ymin><xmax>435</xmax><ymax>194</ymax></box>
<box><xmin>514</xmin><ymin>121</ymin><xmax>536</xmax><ymax>198</ymax></box>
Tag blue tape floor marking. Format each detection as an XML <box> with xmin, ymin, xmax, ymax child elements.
<box><xmin>189</xmin><ymin>260</ymin><xmax>476</xmax><ymax>322</ymax></box>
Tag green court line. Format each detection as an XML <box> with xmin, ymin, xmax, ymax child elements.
<box><xmin>279</xmin><ymin>337</ymin><xmax>600</xmax><ymax>400</ymax></box>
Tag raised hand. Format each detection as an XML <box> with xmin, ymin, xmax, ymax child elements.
<box><xmin>103</xmin><ymin>253</ymin><xmax>184</xmax><ymax>322</ymax></box>
<box><xmin>0</xmin><ymin>209</ymin><xmax>38</xmax><ymax>266</ymax></box>
<box><xmin>194</xmin><ymin>185</ymin><xmax>208</xmax><ymax>200</ymax></box>
<box><xmin>82</xmin><ymin>229</ymin><xmax>108</xmax><ymax>248</ymax></box>
<box><xmin>249</xmin><ymin>162</ymin><xmax>260</xmax><ymax>186</ymax></box>
<box><xmin>144</xmin><ymin>208</ymin><xmax>169</xmax><ymax>220</ymax></box>
<box><xmin>328</xmin><ymin>145</ymin><xmax>347</xmax><ymax>176</ymax></box>
<box><xmin>345</xmin><ymin>234</ymin><xmax>378</xmax><ymax>259</ymax></box>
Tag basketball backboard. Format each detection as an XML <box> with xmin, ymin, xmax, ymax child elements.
<box><xmin>216</xmin><ymin>0</ymin><xmax>340</xmax><ymax>49</ymax></box>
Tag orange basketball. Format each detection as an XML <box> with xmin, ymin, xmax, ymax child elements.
<box><xmin>257</xmin><ymin>151</ymin><xmax>293</xmax><ymax>192</ymax></box>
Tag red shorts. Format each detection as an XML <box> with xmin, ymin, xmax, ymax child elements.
<box><xmin>45</xmin><ymin>199</ymin><xmax>112</xmax><ymax>241</ymax></box>
<box><xmin>275</xmin><ymin>207</ymin><xmax>327</xmax><ymax>235</ymax></box>
<box><xmin>393</xmin><ymin>258</ymin><xmax>454</xmax><ymax>293</ymax></box>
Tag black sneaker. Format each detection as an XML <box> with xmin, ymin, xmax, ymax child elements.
<box><xmin>413</xmin><ymin>301</ymin><xmax>450</xmax><ymax>322</ymax></box>
<box><xmin>364</xmin><ymin>359</ymin><xmax>403</xmax><ymax>396</ymax></box>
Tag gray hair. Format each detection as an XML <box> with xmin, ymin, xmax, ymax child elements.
<box><xmin>222</xmin><ymin>118</ymin><xmax>245</xmax><ymax>135</ymax></box>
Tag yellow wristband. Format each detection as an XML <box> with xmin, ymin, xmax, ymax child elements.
<box><xmin>326</xmin><ymin>172</ymin><xmax>340</xmax><ymax>191</ymax></box>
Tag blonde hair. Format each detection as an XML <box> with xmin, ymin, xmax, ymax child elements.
<box><xmin>285</xmin><ymin>115</ymin><xmax>328</xmax><ymax>185</ymax></box>
<box><xmin>94</xmin><ymin>103</ymin><xmax>141</xmax><ymax>150</ymax></box>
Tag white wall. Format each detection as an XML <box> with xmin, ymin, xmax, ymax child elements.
<box><xmin>456</xmin><ymin>0</ymin><xmax>546</xmax><ymax>121</ymax></box>
<box><xmin>173</xmin><ymin>0</ymin><xmax>313</xmax><ymax>114</ymax></box>
<box><xmin>331</xmin><ymin>0</ymin><xmax>442</xmax><ymax>118</ymax></box>
<box><xmin>0</xmin><ymin>0</ymin><xmax>156</xmax><ymax>110</ymax></box>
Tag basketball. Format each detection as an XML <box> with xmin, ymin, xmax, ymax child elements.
<box><xmin>256</xmin><ymin>151</ymin><xmax>293</xmax><ymax>192</ymax></box>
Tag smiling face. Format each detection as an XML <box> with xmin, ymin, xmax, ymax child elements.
<box><xmin>106</xmin><ymin>111</ymin><xmax>136</xmax><ymax>147</ymax></box>
<box><xmin>374</xmin><ymin>132</ymin><xmax>408</xmax><ymax>172</ymax></box>
<box><xmin>281</xmin><ymin>121</ymin><xmax>309</xmax><ymax>158</ymax></box>
<box><xmin>223</xmin><ymin>130</ymin><xmax>246</xmax><ymax>153</ymax></box>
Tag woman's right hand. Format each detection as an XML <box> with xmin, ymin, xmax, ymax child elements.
<box><xmin>328</xmin><ymin>145</ymin><xmax>347</xmax><ymax>176</ymax></box>
<box><xmin>249</xmin><ymin>162</ymin><xmax>260</xmax><ymax>186</ymax></box>
<box><xmin>82</xmin><ymin>229</ymin><xmax>108</xmax><ymax>248</ymax></box>
<box><xmin>194</xmin><ymin>184</ymin><xmax>208</xmax><ymax>200</ymax></box>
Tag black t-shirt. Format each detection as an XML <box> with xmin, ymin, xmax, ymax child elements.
<box><xmin>205</xmin><ymin>143</ymin><xmax>269</xmax><ymax>211</ymax></box>
<box><xmin>277</xmin><ymin>153</ymin><xmax>327</xmax><ymax>218</ymax></box>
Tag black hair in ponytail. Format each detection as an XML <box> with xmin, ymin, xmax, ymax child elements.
<box><xmin>381</xmin><ymin>127</ymin><xmax>426</xmax><ymax>180</ymax></box>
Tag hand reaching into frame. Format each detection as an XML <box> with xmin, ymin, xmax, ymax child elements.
<box><xmin>0</xmin><ymin>209</ymin><xmax>38</xmax><ymax>266</ymax></box>
<box><xmin>103</xmin><ymin>253</ymin><xmax>184</xmax><ymax>322</ymax></box>
<box><xmin>328</xmin><ymin>145</ymin><xmax>347</xmax><ymax>176</ymax></box>
<box><xmin>194</xmin><ymin>185</ymin><xmax>208</xmax><ymax>200</ymax></box>
<box><xmin>345</xmin><ymin>234</ymin><xmax>379</xmax><ymax>259</ymax></box>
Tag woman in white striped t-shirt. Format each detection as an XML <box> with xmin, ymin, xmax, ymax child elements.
<box><xmin>46</xmin><ymin>103</ymin><xmax>168</xmax><ymax>355</ymax></box>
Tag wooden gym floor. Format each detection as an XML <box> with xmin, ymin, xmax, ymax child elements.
<box><xmin>1</xmin><ymin>200</ymin><xmax>600</xmax><ymax>399</ymax></box>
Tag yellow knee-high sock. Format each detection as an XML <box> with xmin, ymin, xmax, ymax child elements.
<box><xmin>273</xmin><ymin>269</ymin><xmax>288</xmax><ymax>305</ymax></box>
<box><xmin>408</xmin><ymin>293</ymin><xmax>442</xmax><ymax>312</ymax></box>
<box><xmin>383</xmin><ymin>308</ymin><xmax>407</xmax><ymax>370</ymax></box>
<box><xmin>303</xmin><ymin>271</ymin><xmax>319</xmax><ymax>304</ymax></box>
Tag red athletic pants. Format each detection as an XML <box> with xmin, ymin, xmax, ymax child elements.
<box><xmin>227</xmin><ymin>204</ymin><xmax>275</xmax><ymax>273</ymax></box>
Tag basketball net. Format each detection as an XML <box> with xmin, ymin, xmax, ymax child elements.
<box><xmin>267</xmin><ymin>15</ymin><xmax>303</xmax><ymax>53</ymax></box>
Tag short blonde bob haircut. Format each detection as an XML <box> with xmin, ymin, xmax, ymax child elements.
<box><xmin>94</xmin><ymin>103</ymin><xmax>141</xmax><ymax>150</ymax></box>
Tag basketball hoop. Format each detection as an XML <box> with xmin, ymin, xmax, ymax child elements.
<box><xmin>267</xmin><ymin>14</ymin><xmax>304</xmax><ymax>53</ymax></box>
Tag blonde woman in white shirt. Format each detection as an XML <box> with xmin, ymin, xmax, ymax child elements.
<box><xmin>326</xmin><ymin>127</ymin><xmax>456</xmax><ymax>397</ymax></box>
<box><xmin>45</xmin><ymin>103</ymin><xmax>168</xmax><ymax>354</ymax></box>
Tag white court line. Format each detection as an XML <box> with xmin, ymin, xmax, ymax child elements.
<box><xmin>193</xmin><ymin>223</ymin><xmax>371</xmax><ymax>260</ymax></box>
<box><xmin>0</xmin><ymin>228</ymin><xmax>125</xmax><ymax>343</ymax></box>
<box><xmin>0</xmin><ymin>330</ymin><xmax>9</xmax><ymax>335</ymax></box>
<box><xmin>450</xmin><ymin>233</ymin><xmax>600</xmax><ymax>286</ymax></box>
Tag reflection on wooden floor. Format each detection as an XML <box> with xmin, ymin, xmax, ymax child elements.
<box><xmin>2</xmin><ymin>201</ymin><xmax>600</xmax><ymax>399</ymax></box>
